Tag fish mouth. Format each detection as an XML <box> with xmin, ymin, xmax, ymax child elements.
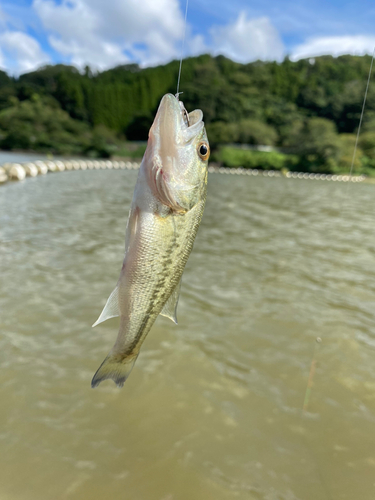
<box><xmin>150</xmin><ymin>94</ymin><xmax>204</xmax><ymax>145</ymax></box>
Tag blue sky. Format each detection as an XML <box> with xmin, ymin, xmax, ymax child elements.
<box><xmin>0</xmin><ymin>0</ymin><xmax>374</xmax><ymax>74</ymax></box>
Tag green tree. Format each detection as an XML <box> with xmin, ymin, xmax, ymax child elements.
<box><xmin>236</xmin><ymin>119</ymin><xmax>277</xmax><ymax>146</ymax></box>
<box><xmin>206</xmin><ymin>122</ymin><xmax>238</xmax><ymax>146</ymax></box>
<box><xmin>292</xmin><ymin>118</ymin><xmax>341</xmax><ymax>172</ymax></box>
<box><xmin>358</xmin><ymin>131</ymin><xmax>375</xmax><ymax>159</ymax></box>
<box><xmin>0</xmin><ymin>97</ymin><xmax>115</xmax><ymax>156</ymax></box>
<box><xmin>337</xmin><ymin>134</ymin><xmax>363</xmax><ymax>173</ymax></box>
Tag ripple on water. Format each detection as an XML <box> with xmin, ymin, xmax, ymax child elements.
<box><xmin>0</xmin><ymin>170</ymin><xmax>375</xmax><ymax>500</ymax></box>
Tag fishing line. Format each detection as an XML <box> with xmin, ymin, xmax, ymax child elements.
<box><xmin>176</xmin><ymin>0</ymin><xmax>189</xmax><ymax>98</ymax></box>
<box><xmin>349</xmin><ymin>47</ymin><xmax>375</xmax><ymax>178</ymax></box>
<box><xmin>303</xmin><ymin>50</ymin><xmax>375</xmax><ymax>412</ymax></box>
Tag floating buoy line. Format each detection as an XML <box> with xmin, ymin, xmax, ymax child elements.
<box><xmin>0</xmin><ymin>159</ymin><xmax>140</xmax><ymax>184</ymax></box>
<box><xmin>0</xmin><ymin>159</ymin><xmax>366</xmax><ymax>185</ymax></box>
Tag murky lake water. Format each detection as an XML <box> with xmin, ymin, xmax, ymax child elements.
<box><xmin>1</xmin><ymin>168</ymin><xmax>375</xmax><ymax>500</ymax></box>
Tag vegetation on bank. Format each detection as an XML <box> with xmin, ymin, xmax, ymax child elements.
<box><xmin>212</xmin><ymin>147</ymin><xmax>299</xmax><ymax>171</ymax></box>
<box><xmin>0</xmin><ymin>54</ymin><xmax>375</xmax><ymax>173</ymax></box>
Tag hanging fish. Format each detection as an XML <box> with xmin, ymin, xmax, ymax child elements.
<box><xmin>91</xmin><ymin>93</ymin><xmax>210</xmax><ymax>388</ymax></box>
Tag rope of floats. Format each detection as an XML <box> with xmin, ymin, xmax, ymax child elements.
<box><xmin>0</xmin><ymin>160</ymin><xmax>367</xmax><ymax>185</ymax></box>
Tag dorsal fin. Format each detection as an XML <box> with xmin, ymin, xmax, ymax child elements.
<box><xmin>160</xmin><ymin>279</ymin><xmax>182</xmax><ymax>324</ymax></box>
<box><xmin>92</xmin><ymin>286</ymin><xmax>120</xmax><ymax>327</ymax></box>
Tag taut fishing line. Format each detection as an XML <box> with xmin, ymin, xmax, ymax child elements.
<box><xmin>176</xmin><ymin>0</ymin><xmax>189</xmax><ymax>98</ymax></box>
<box><xmin>303</xmin><ymin>50</ymin><xmax>375</xmax><ymax>412</ymax></box>
<box><xmin>349</xmin><ymin>47</ymin><xmax>375</xmax><ymax>178</ymax></box>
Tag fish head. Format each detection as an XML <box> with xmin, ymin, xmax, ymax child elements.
<box><xmin>146</xmin><ymin>93</ymin><xmax>209</xmax><ymax>213</ymax></box>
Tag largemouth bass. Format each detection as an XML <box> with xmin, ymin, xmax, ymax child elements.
<box><xmin>91</xmin><ymin>93</ymin><xmax>210</xmax><ymax>388</ymax></box>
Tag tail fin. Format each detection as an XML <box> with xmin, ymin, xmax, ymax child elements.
<box><xmin>91</xmin><ymin>352</ymin><xmax>138</xmax><ymax>388</ymax></box>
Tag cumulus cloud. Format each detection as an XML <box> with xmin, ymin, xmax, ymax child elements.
<box><xmin>33</xmin><ymin>0</ymin><xmax>190</xmax><ymax>69</ymax></box>
<box><xmin>0</xmin><ymin>31</ymin><xmax>50</xmax><ymax>74</ymax></box>
<box><xmin>33</xmin><ymin>1</ymin><xmax>284</xmax><ymax>70</ymax></box>
<box><xmin>0</xmin><ymin>2</ymin><xmax>286</xmax><ymax>74</ymax></box>
<box><xmin>210</xmin><ymin>13</ymin><xmax>285</xmax><ymax>63</ymax></box>
<box><xmin>291</xmin><ymin>35</ymin><xmax>375</xmax><ymax>61</ymax></box>
<box><xmin>4</xmin><ymin>1</ymin><xmax>373</xmax><ymax>76</ymax></box>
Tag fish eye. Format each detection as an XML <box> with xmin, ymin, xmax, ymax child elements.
<box><xmin>198</xmin><ymin>142</ymin><xmax>210</xmax><ymax>161</ymax></box>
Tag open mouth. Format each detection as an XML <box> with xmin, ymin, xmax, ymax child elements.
<box><xmin>176</xmin><ymin>96</ymin><xmax>203</xmax><ymax>130</ymax></box>
<box><xmin>150</xmin><ymin>94</ymin><xmax>204</xmax><ymax>145</ymax></box>
<box><xmin>184</xmin><ymin>106</ymin><xmax>204</xmax><ymax>143</ymax></box>
<box><xmin>178</xmin><ymin>99</ymin><xmax>190</xmax><ymax>127</ymax></box>
<box><xmin>174</xmin><ymin>96</ymin><xmax>204</xmax><ymax>143</ymax></box>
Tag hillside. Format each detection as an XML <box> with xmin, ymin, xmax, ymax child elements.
<box><xmin>0</xmin><ymin>54</ymin><xmax>375</xmax><ymax>173</ymax></box>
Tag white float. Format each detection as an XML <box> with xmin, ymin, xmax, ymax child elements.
<box><xmin>0</xmin><ymin>166</ymin><xmax>8</xmax><ymax>183</ymax></box>
<box><xmin>34</xmin><ymin>161</ymin><xmax>48</xmax><ymax>175</ymax></box>
<box><xmin>54</xmin><ymin>161</ymin><xmax>65</xmax><ymax>172</ymax></box>
<box><xmin>2</xmin><ymin>163</ymin><xmax>14</xmax><ymax>172</ymax></box>
<box><xmin>8</xmin><ymin>164</ymin><xmax>26</xmax><ymax>181</ymax></box>
<box><xmin>45</xmin><ymin>161</ymin><xmax>57</xmax><ymax>172</ymax></box>
<box><xmin>23</xmin><ymin>163</ymin><xmax>38</xmax><ymax>177</ymax></box>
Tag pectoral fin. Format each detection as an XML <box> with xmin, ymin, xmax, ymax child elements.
<box><xmin>160</xmin><ymin>279</ymin><xmax>182</xmax><ymax>324</ymax></box>
<box><xmin>92</xmin><ymin>286</ymin><xmax>120</xmax><ymax>327</ymax></box>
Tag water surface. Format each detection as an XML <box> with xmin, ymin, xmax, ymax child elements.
<box><xmin>1</xmin><ymin>169</ymin><xmax>375</xmax><ymax>500</ymax></box>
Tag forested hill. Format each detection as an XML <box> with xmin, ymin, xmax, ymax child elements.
<box><xmin>2</xmin><ymin>54</ymin><xmax>375</xmax><ymax>135</ymax></box>
<box><xmin>0</xmin><ymin>54</ymin><xmax>375</xmax><ymax>173</ymax></box>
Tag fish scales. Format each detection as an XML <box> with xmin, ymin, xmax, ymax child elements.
<box><xmin>91</xmin><ymin>94</ymin><xmax>209</xmax><ymax>388</ymax></box>
<box><xmin>118</xmin><ymin>203</ymin><xmax>205</xmax><ymax>354</ymax></box>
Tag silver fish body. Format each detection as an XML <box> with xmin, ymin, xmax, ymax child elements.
<box><xmin>91</xmin><ymin>94</ymin><xmax>209</xmax><ymax>388</ymax></box>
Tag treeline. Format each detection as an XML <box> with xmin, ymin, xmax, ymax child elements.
<box><xmin>0</xmin><ymin>54</ymin><xmax>375</xmax><ymax>173</ymax></box>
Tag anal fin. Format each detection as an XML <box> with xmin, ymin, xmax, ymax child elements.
<box><xmin>92</xmin><ymin>286</ymin><xmax>120</xmax><ymax>327</ymax></box>
<box><xmin>160</xmin><ymin>279</ymin><xmax>182</xmax><ymax>324</ymax></box>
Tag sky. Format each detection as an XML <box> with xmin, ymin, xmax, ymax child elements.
<box><xmin>0</xmin><ymin>0</ymin><xmax>374</xmax><ymax>75</ymax></box>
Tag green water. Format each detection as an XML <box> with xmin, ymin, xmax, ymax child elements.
<box><xmin>1</xmin><ymin>170</ymin><xmax>375</xmax><ymax>500</ymax></box>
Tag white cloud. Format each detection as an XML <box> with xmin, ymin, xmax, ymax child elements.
<box><xmin>0</xmin><ymin>31</ymin><xmax>50</xmax><ymax>74</ymax></box>
<box><xmin>291</xmin><ymin>35</ymin><xmax>375</xmax><ymax>61</ymax></box>
<box><xmin>187</xmin><ymin>34</ymin><xmax>208</xmax><ymax>57</ymax></box>
<box><xmin>210</xmin><ymin>13</ymin><xmax>285</xmax><ymax>63</ymax></box>
<box><xmin>0</xmin><ymin>3</ymin><xmax>286</xmax><ymax>74</ymax></box>
<box><xmin>33</xmin><ymin>0</ymin><xmax>189</xmax><ymax>69</ymax></box>
<box><xmin>5</xmin><ymin>2</ymin><xmax>374</xmax><ymax>76</ymax></box>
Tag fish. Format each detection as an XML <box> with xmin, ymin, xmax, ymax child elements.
<box><xmin>91</xmin><ymin>93</ymin><xmax>210</xmax><ymax>388</ymax></box>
